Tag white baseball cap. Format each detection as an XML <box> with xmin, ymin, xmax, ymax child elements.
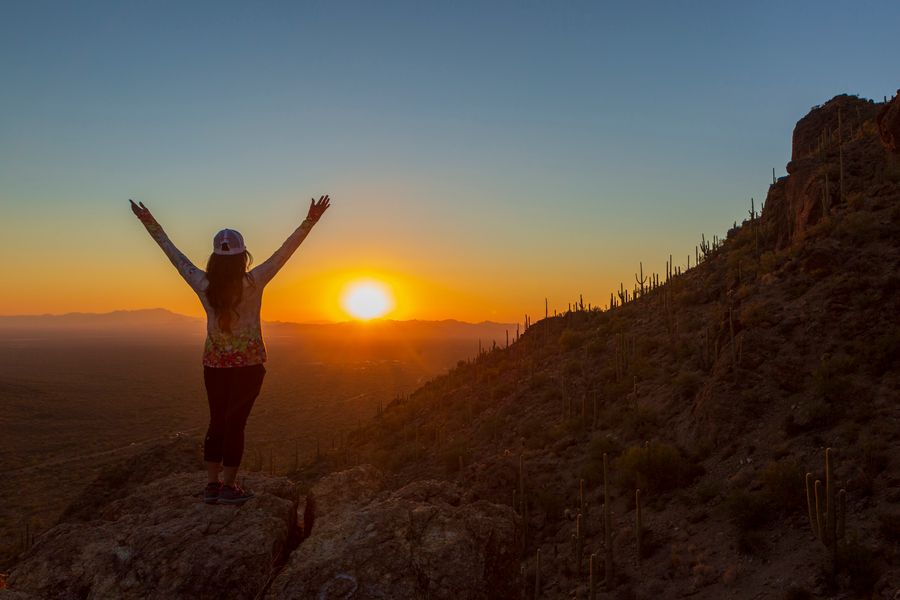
<box><xmin>213</xmin><ymin>229</ymin><xmax>246</xmax><ymax>255</ymax></box>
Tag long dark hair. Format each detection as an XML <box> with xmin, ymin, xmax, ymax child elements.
<box><xmin>205</xmin><ymin>251</ymin><xmax>254</xmax><ymax>333</ymax></box>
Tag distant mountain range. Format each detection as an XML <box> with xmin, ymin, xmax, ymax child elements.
<box><xmin>0</xmin><ymin>308</ymin><xmax>199</xmax><ymax>329</ymax></box>
<box><xmin>0</xmin><ymin>308</ymin><xmax>517</xmax><ymax>344</ymax></box>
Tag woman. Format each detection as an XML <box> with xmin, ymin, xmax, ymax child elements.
<box><xmin>130</xmin><ymin>195</ymin><xmax>330</xmax><ymax>504</ymax></box>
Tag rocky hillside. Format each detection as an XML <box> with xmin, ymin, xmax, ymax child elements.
<box><xmin>340</xmin><ymin>93</ymin><xmax>900</xmax><ymax>598</ymax></box>
<box><xmin>1</xmin><ymin>92</ymin><xmax>898</xmax><ymax>599</ymax></box>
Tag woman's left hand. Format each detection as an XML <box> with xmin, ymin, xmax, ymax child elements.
<box><xmin>129</xmin><ymin>199</ymin><xmax>154</xmax><ymax>221</ymax></box>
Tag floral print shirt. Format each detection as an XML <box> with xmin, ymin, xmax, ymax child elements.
<box><xmin>138</xmin><ymin>211</ymin><xmax>316</xmax><ymax>368</ymax></box>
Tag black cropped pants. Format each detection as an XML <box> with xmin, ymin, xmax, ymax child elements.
<box><xmin>203</xmin><ymin>363</ymin><xmax>266</xmax><ymax>467</ymax></box>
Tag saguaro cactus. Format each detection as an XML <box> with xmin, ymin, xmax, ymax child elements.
<box><xmin>805</xmin><ymin>473</ymin><xmax>816</xmax><ymax>535</ymax></box>
<box><xmin>825</xmin><ymin>447</ymin><xmax>835</xmax><ymax>543</ymax></box>
<box><xmin>519</xmin><ymin>453</ymin><xmax>528</xmax><ymax>550</ymax></box>
<box><xmin>589</xmin><ymin>553</ymin><xmax>597</xmax><ymax>600</ymax></box>
<box><xmin>806</xmin><ymin>447</ymin><xmax>849</xmax><ymax>574</ymax></box>
<box><xmin>635</xmin><ymin>262</ymin><xmax>647</xmax><ymax>296</ymax></box>
<box><xmin>635</xmin><ymin>488</ymin><xmax>643</xmax><ymax>566</ymax></box>
<box><xmin>579</xmin><ymin>478</ymin><xmax>585</xmax><ymax>517</ymax></box>
<box><xmin>603</xmin><ymin>453</ymin><xmax>614</xmax><ymax>589</ymax></box>
<box><xmin>576</xmin><ymin>513</ymin><xmax>584</xmax><ymax>574</ymax></box>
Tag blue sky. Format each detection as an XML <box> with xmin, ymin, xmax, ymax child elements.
<box><xmin>1</xmin><ymin>1</ymin><xmax>897</xmax><ymax>321</ymax></box>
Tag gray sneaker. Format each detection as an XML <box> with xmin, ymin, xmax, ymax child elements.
<box><xmin>203</xmin><ymin>481</ymin><xmax>222</xmax><ymax>505</ymax></box>
<box><xmin>218</xmin><ymin>483</ymin><xmax>254</xmax><ymax>505</ymax></box>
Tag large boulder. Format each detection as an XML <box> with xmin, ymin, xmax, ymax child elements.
<box><xmin>3</xmin><ymin>472</ymin><xmax>299</xmax><ymax>600</ymax></box>
<box><xmin>266</xmin><ymin>465</ymin><xmax>520</xmax><ymax>600</ymax></box>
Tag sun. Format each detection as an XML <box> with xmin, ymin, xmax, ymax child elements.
<box><xmin>340</xmin><ymin>279</ymin><xmax>394</xmax><ymax>320</ymax></box>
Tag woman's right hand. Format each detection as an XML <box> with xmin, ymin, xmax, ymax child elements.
<box><xmin>306</xmin><ymin>195</ymin><xmax>330</xmax><ymax>222</ymax></box>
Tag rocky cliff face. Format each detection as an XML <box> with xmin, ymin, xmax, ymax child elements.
<box><xmin>762</xmin><ymin>94</ymin><xmax>897</xmax><ymax>249</ymax></box>
<box><xmin>877</xmin><ymin>90</ymin><xmax>900</xmax><ymax>153</ymax></box>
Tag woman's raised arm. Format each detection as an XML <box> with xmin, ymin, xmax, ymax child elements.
<box><xmin>251</xmin><ymin>195</ymin><xmax>330</xmax><ymax>286</ymax></box>
<box><xmin>130</xmin><ymin>200</ymin><xmax>206</xmax><ymax>293</ymax></box>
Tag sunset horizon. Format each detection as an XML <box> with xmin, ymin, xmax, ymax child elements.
<box><xmin>5</xmin><ymin>3</ymin><xmax>897</xmax><ymax>325</ymax></box>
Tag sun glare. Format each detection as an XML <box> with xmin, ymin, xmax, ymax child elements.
<box><xmin>340</xmin><ymin>280</ymin><xmax>394</xmax><ymax>320</ymax></box>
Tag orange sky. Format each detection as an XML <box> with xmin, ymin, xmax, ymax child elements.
<box><xmin>5</xmin><ymin>5</ymin><xmax>893</xmax><ymax>323</ymax></box>
<box><xmin>3</xmin><ymin>195</ymin><xmax>655</xmax><ymax>324</ymax></box>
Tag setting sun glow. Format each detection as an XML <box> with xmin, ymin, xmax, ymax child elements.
<box><xmin>340</xmin><ymin>280</ymin><xmax>394</xmax><ymax>320</ymax></box>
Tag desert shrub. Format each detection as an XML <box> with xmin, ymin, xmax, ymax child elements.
<box><xmin>622</xmin><ymin>405</ymin><xmax>661</xmax><ymax>439</ymax></box>
<box><xmin>532</xmin><ymin>486</ymin><xmax>565</xmax><ymax>520</ymax></box>
<box><xmin>846</xmin><ymin>191</ymin><xmax>865</xmax><ymax>210</ymax></box>
<box><xmin>580</xmin><ymin>435</ymin><xmax>624</xmax><ymax>486</ymax></box>
<box><xmin>559</xmin><ymin>328</ymin><xmax>587</xmax><ymax>351</ymax></box>
<box><xmin>740</xmin><ymin>299</ymin><xmax>775</xmax><ymax>328</ymax></box>
<box><xmin>595</xmin><ymin>402</ymin><xmax>626</xmax><ymax>429</ymax></box>
<box><xmin>676</xmin><ymin>286</ymin><xmax>706</xmax><ymax>306</ymax></box>
<box><xmin>673</xmin><ymin>370</ymin><xmax>701</xmax><ymax>401</ymax></box>
<box><xmin>760</xmin><ymin>461</ymin><xmax>804</xmax><ymax>513</ymax></box>
<box><xmin>589</xmin><ymin>434</ymin><xmax>624</xmax><ymax>459</ymax></box>
<box><xmin>478</xmin><ymin>413</ymin><xmax>505</xmax><ymax>439</ymax></box>
<box><xmin>530</xmin><ymin>372</ymin><xmax>552</xmax><ymax>391</ymax></box>
<box><xmin>540</xmin><ymin>386</ymin><xmax>562</xmax><ymax>405</ymax></box>
<box><xmin>564</xmin><ymin>358</ymin><xmax>583</xmax><ymax>378</ymax></box>
<box><xmin>603</xmin><ymin>377</ymin><xmax>633</xmax><ymax>401</ymax></box>
<box><xmin>879</xmin><ymin>511</ymin><xmax>900</xmax><ymax>540</ymax></box>
<box><xmin>812</xmin><ymin>354</ymin><xmax>855</xmax><ymax>403</ymax></box>
<box><xmin>726</xmin><ymin>490</ymin><xmax>772</xmax><ymax>556</ymax></box>
<box><xmin>736</xmin><ymin>529</ymin><xmax>769</xmax><ymax>556</ymax></box>
<box><xmin>783</xmin><ymin>586</ymin><xmax>812</xmax><ymax>600</ymax></box>
<box><xmin>438</xmin><ymin>441</ymin><xmax>470</xmax><ymax>474</ymax></box>
<box><xmin>519</xmin><ymin>417</ymin><xmax>554</xmax><ymax>450</ymax></box>
<box><xmin>806</xmin><ymin>215</ymin><xmax>836</xmax><ymax>239</ymax></box>
<box><xmin>552</xmin><ymin>415</ymin><xmax>589</xmax><ymax>439</ymax></box>
<box><xmin>584</xmin><ymin>337</ymin><xmax>606</xmax><ymax>356</ymax></box>
<box><xmin>725</xmin><ymin>489</ymin><xmax>772</xmax><ymax>530</ymax></box>
<box><xmin>734</xmin><ymin>282</ymin><xmax>756</xmax><ymax>301</ymax></box>
<box><xmin>858</xmin><ymin>435</ymin><xmax>891</xmax><ymax>477</ymax></box>
<box><xmin>616</xmin><ymin>441</ymin><xmax>700</xmax><ymax>494</ymax></box>
<box><xmin>784</xmin><ymin>396</ymin><xmax>845</xmax><ymax>434</ymax></box>
<box><xmin>837</xmin><ymin>535</ymin><xmax>880</xmax><ymax>594</ymax></box>
<box><xmin>883</xmin><ymin>155</ymin><xmax>900</xmax><ymax>181</ymax></box>
<box><xmin>783</xmin><ymin>274</ymin><xmax>812</xmax><ymax>300</ymax></box>
<box><xmin>726</xmin><ymin>245</ymin><xmax>758</xmax><ymax>284</ymax></box>
<box><xmin>382</xmin><ymin>442</ymin><xmax>420</xmax><ymax>473</ymax></box>
<box><xmin>759</xmin><ymin>251</ymin><xmax>782</xmax><ymax>275</ymax></box>
<box><xmin>860</xmin><ymin>327</ymin><xmax>900</xmax><ymax>376</ymax></box>
<box><xmin>693</xmin><ymin>478</ymin><xmax>724</xmax><ymax>504</ymax></box>
<box><xmin>835</xmin><ymin>211</ymin><xmax>878</xmax><ymax>245</ymax></box>
<box><xmin>478</xmin><ymin>366</ymin><xmax>503</xmax><ymax>384</ymax></box>
<box><xmin>636</xmin><ymin>334</ymin><xmax>662</xmax><ymax>356</ymax></box>
<box><xmin>491</xmin><ymin>380</ymin><xmax>516</xmax><ymax>400</ymax></box>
